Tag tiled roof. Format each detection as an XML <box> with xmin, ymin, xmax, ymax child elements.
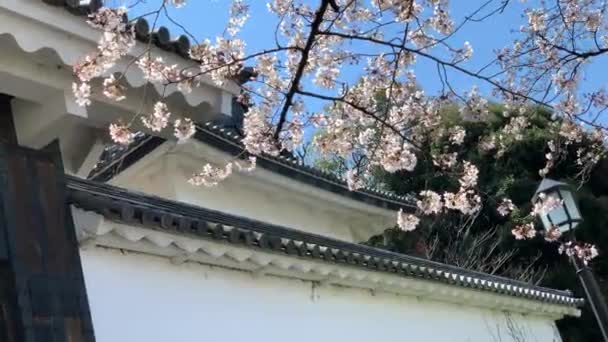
<box><xmin>195</xmin><ymin>121</ymin><xmax>415</xmax><ymax>210</ymax></box>
<box><xmin>66</xmin><ymin>175</ymin><xmax>583</xmax><ymax>308</ymax></box>
<box><xmin>88</xmin><ymin>121</ymin><xmax>416</xmax><ymax>210</ymax></box>
<box><xmin>87</xmin><ymin>132</ymin><xmax>164</xmax><ymax>180</ymax></box>
<box><xmin>41</xmin><ymin>0</ymin><xmax>254</xmax><ymax>83</ymax></box>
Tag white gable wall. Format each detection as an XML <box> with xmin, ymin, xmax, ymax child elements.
<box><xmin>81</xmin><ymin>246</ymin><xmax>563</xmax><ymax>342</ymax></box>
<box><xmin>109</xmin><ymin>141</ymin><xmax>397</xmax><ymax>243</ymax></box>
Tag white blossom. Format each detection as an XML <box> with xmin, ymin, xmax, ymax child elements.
<box><xmin>443</xmin><ymin>190</ymin><xmax>481</xmax><ymax>215</ymax></box>
<box><xmin>74</xmin><ymin>0</ymin><xmax>608</xmax><ymax>256</ymax></box>
<box><xmin>527</xmin><ymin>9</ymin><xmax>546</xmax><ymax>32</ymax></box>
<box><xmin>497</xmin><ymin>198</ymin><xmax>515</xmax><ymax>216</ymax></box>
<box><xmin>72</xmin><ymin>82</ymin><xmax>91</xmax><ymax>107</ymax></box>
<box><xmin>378</xmin><ymin>138</ymin><xmax>418</xmax><ymax>173</ymax></box>
<box><xmin>142</xmin><ymin>102</ymin><xmax>171</xmax><ymax>132</ymax></box>
<box><xmin>512</xmin><ymin>222</ymin><xmax>536</xmax><ymax>240</ymax></box>
<box><xmin>397</xmin><ymin>209</ymin><xmax>420</xmax><ymax>232</ymax></box>
<box><xmin>345</xmin><ymin>169</ymin><xmax>364</xmax><ymax>191</ymax></box>
<box><xmin>417</xmin><ymin>190</ymin><xmax>443</xmax><ymax>215</ymax></box>
<box><xmin>430</xmin><ymin>5</ymin><xmax>454</xmax><ymax>34</ymax></box>
<box><xmin>165</xmin><ymin>0</ymin><xmax>186</xmax><ymax>8</ymax></box>
<box><xmin>585</xmin><ymin>10</ymin><xmax>603</xmax><ymax>31</ymax></box>
<box><xmin>532</xmin><ymin>193</ymin><xmax>563</xmax><ymax>216</ymax></box>
<box><xmin>173</xmin><ymin>118</ymin><xmax>196</xmax><ymax>142</ymax></box>
<box><xmin>539</xmin><ymin>140</ymin><xmax>557</xmax><ymax>177</ymax></box>
<box><xmin>575</xmin><ymin>244</ymin><xmax>600</xmax><ymax>265</ymax></box>
<box><xmin>102</xmin><ymin>75</ymin><xmax>126</xmax><ymax>101</ymax></box>
<box><xmin>74</xmin><ymin>7</ymin><xmax>134</xmax><ymax>84</ymax></box>
<box><xmin>544</xmin><ymin>226</ymin><xmax>562</xmax><ymax>242</ymax></box>
<box><xmin>560</xmin><ymin>242</ymin><xmax>600</xmax><ymax>265</ymax></box>
<box><xmin>461</xmin><ymin>86</ymin><xmax>488</xmax><ymax>119</ymax></box>
<box><xmin>449</xmin><ymin>126</ymin><xmax>466</xmax><ymax>145</ymax></box>
<box><xmin>189</xmin><ymin>163</ymin><xmax>233</xmax><ymax>187</ymax></box>
<box><xmin>433</xmin><ymin>152</ymin><xmax>458</xmax><ymax>169</ymax></box>
<box><xmin>558</xmin><ymin>241</ymin><xmax>575</xmax><ymax>256</ymax></box>
<box><xmin>314</xmin><ymin>67</ymin><xmax>340</xmax><ymax>89</ymax></box>
<box><xmin>459</xmin><ymin>161</ymin><xmax>479</xmax><ymax>189</ymax></box>
<box><xmin>460</xmin><ymin>41</ymin><xmax>474</xmax><ymax>60</ymax></box>
<box><xmin>242</xmin><ymin>105</ymin><xmax>279</xmax><ymax>156</ymax></box>
<box><xmin>227</xmin><ymin>0</ymin><xmax>250</xmax><ymax>36</ymax></box>
<box><xmin>109</xmin><ymin>122</ymin><xmax>135</xmax><ymax>145</ymax></box>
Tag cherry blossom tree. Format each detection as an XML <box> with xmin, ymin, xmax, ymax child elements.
<box><xmin>73</xmin><ymin>0</ymin><xmax>608</xmax><ymax>263</ymax></box>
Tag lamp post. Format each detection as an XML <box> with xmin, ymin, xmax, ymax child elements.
<box><xmin>533</xmin><ymin>178</ymin><xmax>608</xmax><ymax>341</ymax></box>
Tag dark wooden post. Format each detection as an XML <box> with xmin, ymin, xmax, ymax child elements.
<box><xmin>0</xmin><ymin>95</ymin><xmax>17</xmax><ymax>146</ymax></box>
<box><xmin>0</xmin><ymin>93</ymin><xmax>17</xmax><ymax>342</ymax></box>
<box><xmin>0</xmin><ymin>93</ymin><xmax>95</xmax><ymax>341</ymax></box>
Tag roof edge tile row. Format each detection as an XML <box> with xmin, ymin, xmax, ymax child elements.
<box><xmin>66</xmin><ymin>175</ymin><xmax>583</xmax><ymax>308</ymax></box>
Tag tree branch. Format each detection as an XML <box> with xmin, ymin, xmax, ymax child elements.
<box><xmin>273</xmin><ymin>0</ymin><xmax>332</xmax><ymax>139</ymax></box>
<box><xmin>328</xmin><ymin>0</ymin><xmax>340</xmax><ymax>12</ymax></box>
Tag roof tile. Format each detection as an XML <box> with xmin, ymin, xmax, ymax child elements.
<box><xmin>66</xmin><ymin>174</ymin><xmax>586</xmax><ymax>308</ymax></box>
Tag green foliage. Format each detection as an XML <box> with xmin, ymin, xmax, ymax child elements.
<box><xmin>366</xmin><ymin>105</ymin><xmax>608</xmax><ymax>342</ymax></box>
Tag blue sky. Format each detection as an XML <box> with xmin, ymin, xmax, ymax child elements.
<box><xmin>122</xmin><ymin>0</ymin><xmax>605</xmax><ymax>113</ymax></box>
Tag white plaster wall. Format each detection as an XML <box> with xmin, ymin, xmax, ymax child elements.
<box><xmin>81</xmin><ymin>247</ymin><xmax>563</xmax><ymax>342</ymax></box>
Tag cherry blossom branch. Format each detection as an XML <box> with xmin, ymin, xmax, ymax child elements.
<box><xmin>273</xmin><ymin>0</ymin><xmax>332</xmax><ymax>138</ymax></box>
<box><xmin>318</xmin><ymin>30</ymin><xmax>550</xmax><ymax>108</ymax></box>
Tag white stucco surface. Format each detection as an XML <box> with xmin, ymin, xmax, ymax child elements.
<box><xmin>81</xmin><ymin>247</ymin><xmax>563</xmax><ymax>342</ymax></box>
<box><xmin>109</xmin><ymin>142</ymin><xmax>396</xmax><ymax>243</ymax></box>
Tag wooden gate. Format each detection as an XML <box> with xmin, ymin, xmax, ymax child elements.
<box><xmin>0</xmin><ymin>141</ymin><xmax>95</xmax><ymax>342</ymax></box>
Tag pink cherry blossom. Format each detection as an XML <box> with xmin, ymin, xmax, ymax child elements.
<box><xmin>417</xmin><ymin>190</ymin><xmax>443</xmax><ymax>215</ymax></box>
<box><xmin>544</xmin><ymin>226</ymin><xmax>562</xmax><ymax>242</ymax></box>
<box><xmin>532</xmin><ymin>193</ymin><xmax>563</xmax><ymax>216</ymax></box>
<box><xmin>109</xmin><ymin>122</ymin><xmax>135</xmax><ymax>146</ymax></box>
<box><xmin>512</xmin><ymin>223</ymin><xmax>537</xmax><ymax>240</ymax></box>
<box><xmin>72</xmin><ymin>82</ymin><xmax>91</xmax><ymax>107</ymax></box>
<box><xmin>102</xmin><ymin>75</ymin><xmax>126</xmax><ymax>101</ymax></box>
<box><xmin>189</xmin><ymin>163</ymin><xmax>233</xmax><ymax>187</ymax></box>
<box><xmin>397</xmin><ymin>209</ymin><xmax>420</xmax><ymax>232</ymax></box>
<box><xmin>497</xmin><ymin>198</ymin><xmax>515</xmax><ymax>217</ymax></box>
<box><xmin>173</xmin><ymin>118</ymin><xmax>196</xmax><ymax>142</ymax></box>
<box><xmin>142</xmin><ymin>102</ymin><xmax>171</xmax><ymax>132</ymax></box>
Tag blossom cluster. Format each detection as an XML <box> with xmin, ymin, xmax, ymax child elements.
<box><xmin>497</xmin><ymin>198</ymin><xmax>515</xmax><ymax>217</ymax></box>
<box><xmin>543</xmin><ymin>226</ymin><xmax>562</xmax><ymax>242</ymax></box>
<box><xmin>532</xmin><ymin>193</ymin><xmax>563</xmax><ymax>216</ymax></box>
<box><xmin>509</xmin><ymin>193</ymin><xmax>563</xmax><ymax>241</ymax></box>
<box><xmin>72</xmin><ymin>7</ymin><xmax>199</xmax><ymax>146</ymax></box>
<box><xmin>189</xmin><ymin>157</ymin><xmax>256</xmax><ymax>187</ymax></box>
<box><xmin>74</xmin><ymin>7</ymin><xmax>135</xmax><ymax>96</ymax></box>
<box><xmin>480</xmin><ymin>116</ymin><xmax>529</xmax><ymax>157</ymax></box>
<box><xmin>403</xmin><ymin>160</ymin><xmax>481</xmax><ymax>230</ymax></box>
<box><xmin>512</xmin><ymin>222</ymin><xmax>537</xmax><ymax>240</ymax></box>
<box><xmin>559</xmin><ymin>242</ymin><xmax>600</xmax><ymax>265</ymax></box>
<box><xmin>397</xmin><ymin>209</ymin><xmax>420</xmax><ymax>232</ymax></box>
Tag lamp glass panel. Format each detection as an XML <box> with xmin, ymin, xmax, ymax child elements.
<box><xmin>559</xmin><ymin>188</ymin><xmax>581</xmax><ymax>221</ymax></box>
<box><xmin>547</xmin><ymin>206</ymin><xmax>568</xmax><ymax>227</ymax></box>
<box><xmin>540</xmin><ymin>213</ymin><xmax>552</xmax><ymax>231</ymax></box>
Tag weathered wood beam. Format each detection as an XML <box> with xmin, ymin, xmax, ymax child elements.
<box><xmin>0</xmin><ymin>141</ymin><xmax>96</xmax><ymax>342</ymax></box>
